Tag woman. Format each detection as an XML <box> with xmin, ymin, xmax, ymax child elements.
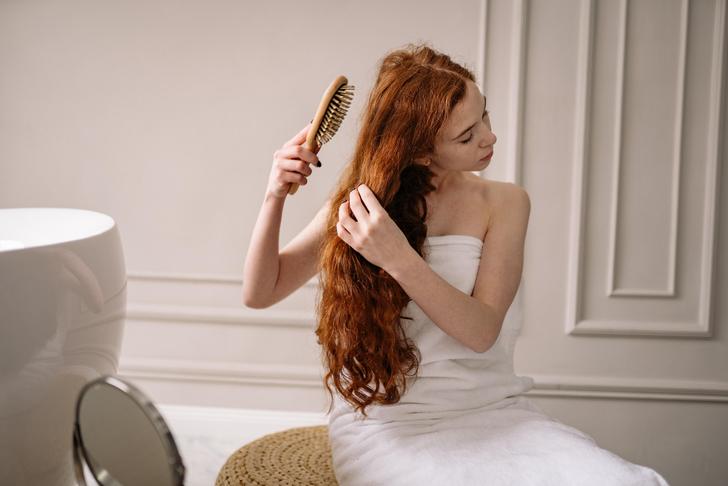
<box><xmin>243</xmin><ymin>43</ymin><xmax>669</xmax><ymax>485</ymax></box>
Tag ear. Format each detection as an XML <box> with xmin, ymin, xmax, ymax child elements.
<box><xmin>414</xmin><ymin>156</ymin><xmax>431</xmax><ymax>166</ymax></box>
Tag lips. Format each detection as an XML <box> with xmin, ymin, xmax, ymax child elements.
<box><xmin>481</xmin><ymin>151</ymin><xmax>493</xmax><ymax>161</ymax></box>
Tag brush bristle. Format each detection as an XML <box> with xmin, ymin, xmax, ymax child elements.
<box><xmin>316</xmin><ymin>84</ymin><xmax>355</xmax><ymax>146</ymax></box>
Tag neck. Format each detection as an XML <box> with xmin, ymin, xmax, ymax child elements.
<box><xmin>428</xmin><ymin>167</ymin><xmax>460</xmax><ymax>194</ymax></box>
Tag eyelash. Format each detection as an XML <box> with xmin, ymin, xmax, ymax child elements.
<box><xmin>461</xmin><ymin>110</ymin><xmax>489</xmax><ymax>144</ymax></box>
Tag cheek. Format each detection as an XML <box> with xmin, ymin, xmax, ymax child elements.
<box><xmin>448</xmin><ymin>147</ymin><xmax>472</xmax><ymax>165</ymax></box>
<box><xmin>436</xmin><ymin>148</ymin><xmax>455</xmax><ymax>164</ymax></box>
<box><xmin>462</xmin><ymin>144</ymin><xmax>477</xmax><ymax>157</ymax></box>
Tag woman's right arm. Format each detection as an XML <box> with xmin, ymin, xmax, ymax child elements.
<box><xmin>242</xmin><ymin>123</ymin><xmax>328</xmax><ymax>308</ymax></box>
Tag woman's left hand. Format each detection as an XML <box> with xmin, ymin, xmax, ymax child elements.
<box><xmin>336</xmin><ymin>184</ymin><xmax>414</xmax><ymax>272</ymax></box>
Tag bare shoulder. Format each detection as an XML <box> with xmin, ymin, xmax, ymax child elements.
<box><xmin>494</xmin><ymin>181</ymin><xmax>529</xmax><ymax>212</ymax></box>
<box><xmin>465</xmin><ymin>174</ymin><xmax>528</xmax><ymax>205</ymax></box>
<box><xmin>461</xmin><ymin>175</ymin><xmax>530</xmax><ymax>233</ymax></box>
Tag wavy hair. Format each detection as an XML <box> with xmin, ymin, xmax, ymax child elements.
<box><xmin>315</xmin><ymin>43</ymin><xmax>476</xmax><ymax>418</ymax></box>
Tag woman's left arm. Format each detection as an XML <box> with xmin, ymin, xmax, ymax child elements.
<box><xmin>337</xmin><ymin>183</ymin><xmax>530</xmax><ymax>353</ymax></box>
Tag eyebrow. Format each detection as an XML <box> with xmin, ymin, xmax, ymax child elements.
<box><xmin>452</xmin><ymin>94</ymin><xmax>488</xmax><ymax>141</ymax></box>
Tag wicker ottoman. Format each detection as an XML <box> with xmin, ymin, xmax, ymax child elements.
<box><xmin>215</xmin><ymin>425</ymin><xmax>339</xmax><ymax>486</ymax></box>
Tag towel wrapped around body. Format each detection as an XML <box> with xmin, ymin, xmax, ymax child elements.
<box><xmin>327</xmin><ymin>235</ymin><xmax>670</xmax><ymax>486</ymax></box>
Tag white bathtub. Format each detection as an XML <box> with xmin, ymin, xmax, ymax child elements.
<box><xmin>0</xmin><ymin>208</ymin><xmax>126</xmax><ymax>485</ymax></box>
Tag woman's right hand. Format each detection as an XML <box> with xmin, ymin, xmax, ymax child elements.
<box><xmin>266</xmin><ymin>122</ymin><xmax>322</xmax><ymax>199</ymax></box>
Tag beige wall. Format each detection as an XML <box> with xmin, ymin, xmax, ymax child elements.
<box><xmin>2</xmin><ymin>1</ymin><xmax>727</xmax><ymax>485</ymax></box>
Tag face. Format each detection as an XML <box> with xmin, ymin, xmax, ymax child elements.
<box><xmin>423</xmin><ymin>80</ymin><xmax>497</xmax><ymax>174</ymax></box>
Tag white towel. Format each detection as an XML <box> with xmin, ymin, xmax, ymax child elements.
<box><xmin>326</xmin><ymin>235</ymin><xmax>670</xmax><ymax>485</ymax></box>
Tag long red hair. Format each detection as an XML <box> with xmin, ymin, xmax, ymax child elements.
<box><xmin>315</xmin><ymin>43</ymin><xmax>476</xmax><ymax>417</ymax></box>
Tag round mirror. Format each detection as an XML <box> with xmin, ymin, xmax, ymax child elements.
<box><xmin>73</xmin><ymin>375</ymin><xmax>185</xmax><ymax>486</ymax></box>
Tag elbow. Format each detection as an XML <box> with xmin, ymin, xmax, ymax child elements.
<box><xmin>473</xmin><ymin>328</ymin><xmax>501</xmax><ymax>353</ymax></box>
<box><xmin>243</xmin><ymin>297</ymin><xmax>268</xmax><ymax>309</ymax></box>
<box><xmin>241</xmin><ymin>288</ymin><xmax>270</xmax><ymax>309</ymax></box>
<box><xmin>473</xmin><ymin>308</ymin><xmax>504</xmax><ymax>353</ymax></box>
<box><xmin>473</xmin><ymin>343</ymin><xmax>492</xmax><ymax>354</ymax></box>
<box><xmin>242</xmin><ymin>297</ymin><xmax>265</xmax><ymax>309</ymax></box>
<box><xmin>473</xmin><ymin>340</ymin><xmax>493</xmax><ymax>354</ymax></box>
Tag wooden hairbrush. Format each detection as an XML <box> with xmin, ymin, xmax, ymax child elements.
<box><xmin>288</xmin><ymin>74</ymin><xmax>355</xmax><ymax>195</ymax></box>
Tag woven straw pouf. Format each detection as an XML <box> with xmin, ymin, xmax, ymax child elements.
<box><xmin>215</xmin><ymin>425</ymin><xmax>339</xmax><ymax>486</ymax></box>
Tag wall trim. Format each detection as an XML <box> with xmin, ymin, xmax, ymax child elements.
<box><xmin>566</xmin><ymin>0</ymin><xmax>722</xmax><ymax>337</ymax></box>
<box><xmin>567</xmin><ymin>317</ymin><xmax>714</xmax><ymax>337</ymax></box>
<box><xmin>473</xmin><ymin>0</ymin><xmax>489</xmax><ymax>181</ymax></box>
<box><xmin>119</xmin><ymin>357</ymin><xmax>728</xmax><ymax>403</ymax></box>
<box><xmin>606</xmin><ymin>0</ymin><xmax>687</xmax><ymax>298</ymax></box>
<box><xmin>126</xmin><ymin>302</ymin><xmax>316</xmax><ymax>328</ymax></box>
<box><xmin>606</xmin><ymin>0</ymin><xmax>628</xmax><ymax>296</ymax></box>
<box><xmin>505</xmin><ymin>0</ymin><xmax>528</xmax><ymax>185</ymax></box>
<box><xmin>565</xmin><ymin>0</ymin><xmax>594</xmax><ymax>338</ymax></box>
<box><xmin>701</xmin><ymin>0</ymin><xmax>726</xmax><ymax>337</ymax></box>
<box><xmin>120</xmin><ymin>358</ymin><xmax>324</xmax><ymax>387</ymax></box>
<box><xmin>127</xmin><ymin>271</ymin><xmax>319</xmax><ymax>289</ymax></box>
<box><xmin>475</xmin><ymin>0</ymin><xmax>489</xmax><ymax>91</ymax></box>
<box><xmin>527</xmin><ymin>373</ymin><xmax>728</xmax><ymax>402</ymax></box>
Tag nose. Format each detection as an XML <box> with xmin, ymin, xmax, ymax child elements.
<box><xmin>478</xmin><ymin>118</ymin><xmax>496</xmax><ymax>146</ymax></box>
<box><xmin>480</xmin><ymin>130</ymin><xmax>496</xmax><ymax>147</ymax></box>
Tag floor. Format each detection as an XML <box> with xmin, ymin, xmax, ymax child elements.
<box><xmin>172</xmin><ymin>429</ymin><xmax>249</xmax><ymax>486</ymax></box>
<box><xmin>158</xmin><ymin>405</ymin><xmax>329</xmax><ymax>486</ymax></box>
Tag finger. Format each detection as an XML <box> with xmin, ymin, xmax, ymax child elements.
<box><xmin>336</xmin><ymin>221</ymin><xmax>352</xmax><ymax>245</ymax></box>
<box><xmin>348</xmin><ymin>189</ymin><xmax>369</xmax><ymax>222</ymax></box>
<box><xmin>280</xmin><ymin>170</ymin><xmax>307</xmax><ymax>185</ymax></box>
<box><xmin>297</xmin><ymin>146</ymin><xmax>321</xmax><ymax>166</ymax></box>
<box><xmin>356</xmin><ymin>184</ymin><xmax>382</xmax><ymax>214</ymax></box>
<box><xmin>338</xmin><ymin>201</ymin><xmax>357</xmax><ymax>233</ymax></box>
<box><xmin>283</xmin><ymin>122</ymin><xmax>312</xmax><ymax>147</ymax></box>
<box><xmin>276</xmin><ymin>157</ymin><xmax>312</xmax><ymax>177</ymax></box>
<box><xmin>276</xmin><ymin>145</ymin><xmax>319</xmax><ymax>167</ymax></box>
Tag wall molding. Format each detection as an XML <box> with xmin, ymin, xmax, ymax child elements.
<box><xmin>565</xmin><ymin>0</ymin><xmax>594</xmax><ymax>338</ymax></box>
<box><xmin>475</xmin><ymin>0</ymin><xmax>489</xmax><ymax>91</ymax></box>
<box><xmin>701</xmin><ymin>0</ymin><xmax>726</xmax><ymax>336</ymax></box>
<box><xmin>505</xmin><ymin>0</ymin><xmax>528</xmax><ymax>185</ymax></box>
<box><xmin>119</xmin><ymin>357</ymin><xmax>728</xmax><ymax>403</ymax></box>
<box><xmin>606</xmin><ymin>0</ymin><xmax>687</xmax><ymax>298</ymax></box>
<box><xmin>127</xmin><ymin>271</ymin><xmax>319</xmax><ymax>289</ymax></box>
<box><xmin>566</xmin><ymin>0</ymin><xmax>724</xmax><ymax>337</ymax></box>
<box><xmin>526</xmin><ymin>373</ymin><xmax>728</xmax><ymax>402</ymax></box>
<box><xmin>126</xmin><ymin>302</ymin><xmax>316</xmax><ymax>328</ymax></box>
<box><xmin>566</xmin><ymin>317</ymin><xmax>714</xmax><ymax>337</ymax></box>
<box><xmin>473</xmin><ymin>0</ymin><xmax>489</xmax><ymax>182</ymax></box>
<box><xmin>120</xmin><ymin>358</ymin><xmax>324</xmax><ymax>387</ymax></box>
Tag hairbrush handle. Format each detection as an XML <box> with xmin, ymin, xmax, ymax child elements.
<box><xmin>288</xmin><ymin>75</ymin><xmax>353</xmax><ymax>195</ymax></box>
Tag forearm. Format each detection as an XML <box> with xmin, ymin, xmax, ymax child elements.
<box><xmin>242</xmin><ymin>191</ymin><xmax>286</xmax><ymax>306</ymax></box>
<box><xmin>386</xmin><ymin>250</ymin><xmax>500</xmax><ymax>353</ymax></box>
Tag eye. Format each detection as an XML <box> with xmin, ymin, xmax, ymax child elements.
<box><xmin>460</xmin><ymin>111</ymin><xmax>489</xmax><ymax>144</ymax></box>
